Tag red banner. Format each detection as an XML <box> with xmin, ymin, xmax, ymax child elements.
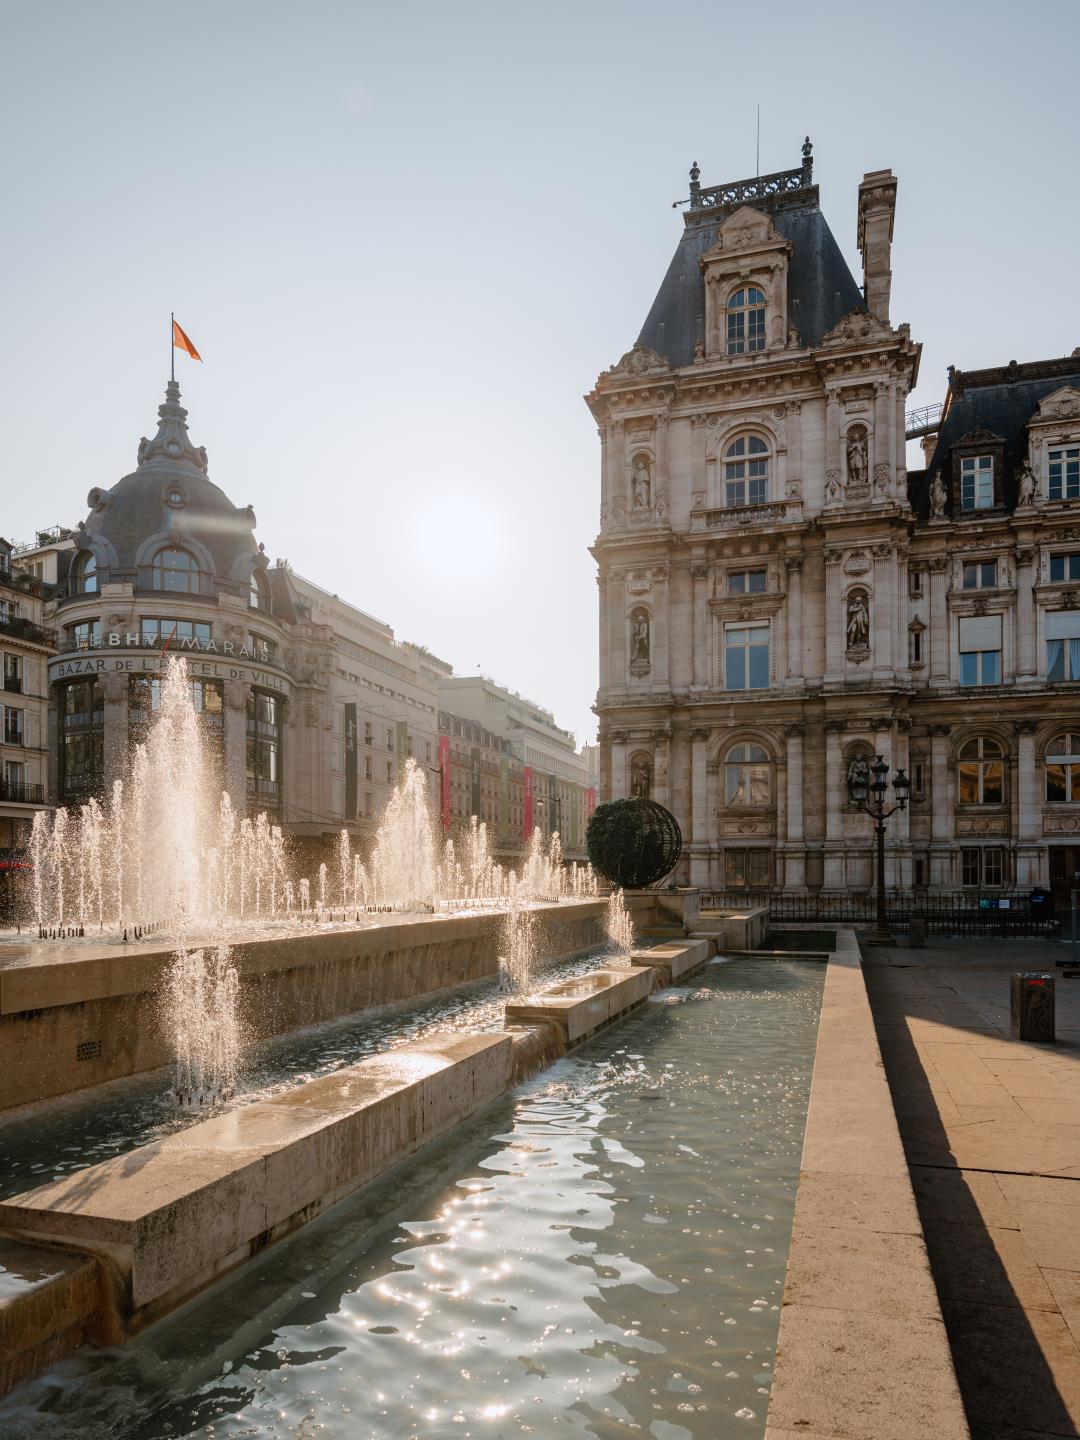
<box><xmin>586</xmin><ymin>787</ymin><xmax>597</xmax><ymax>818</ymax></box>
<box><xmin>438</xmin><ymin>735</ymin><xmax>451</xmax><ymax>832</ymax></box>
<box><xmin>523</xmin><ymin>765</ymin><xmax>533</xmax><ymax>838</ymax></box>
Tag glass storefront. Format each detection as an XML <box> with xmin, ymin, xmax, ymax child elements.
<box><xmin>129</xmin><ymin>675</ymin><xmax>225</xmax><ymax>772</ymax></box>
<box><xmin>58</xmin><ymin>678</ymin><xmax>104</xmax><ymax>804</ymax></box>
<box><xmin>246</xmin><ymin>689</ymin><xmax>282</xmax><ymax>817</ymax></box>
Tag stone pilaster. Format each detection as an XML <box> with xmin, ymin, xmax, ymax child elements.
<box><xmin>610</xmin><ymin>731</ymin><xmax>627</xmax><ymax>801</ymax></box>
<box><xmin>929</xmin><ymin>557</ymin><xmax>949</xmax><ymax>686</ymax></box>
<box><xmin>691</xmin><ymin>563</ymin><xmax>710</xmax><ymax>688</ymax></box>
<box><xmin>1015</xmin><ymin>546</ymin><xmax>1037</xmax><ymax>682</ymax></box>
<box><xmin>1016</xmin><ymin>720</ymin><xmax>1041</xmax><ymax>886</ymax></box>
<box><xmin>872</xmin><ymin>543</ymin><xmax>893</xmax><ymax>680</ymax></box>
<box><xmin>652</xmin><ymin>729</ymin><xmax>671</xmax><ymax>808</ymax></box>
<box><xmin>785</xmin><ymin>557</ymin><xmax>804</xmax><ymax>685</ymax></box>
<box><xmin>929</xmin><ymin>724</ymin><xmax>952</xmax><ymax>887</ymax></box>
<box><xmin>823</xmin><ymin>721</ymin><xmax>845</xmax><ymax>888</ymax></box>
<box><xmin>689</xmin><ymin>727</ymin><xmax>711</xmax><ymax>887</ymax></box>
<box><xmin>824</xmin><ymin>549</ymin><xmax>844</xmax><ymax>683</ymax></box>
<box><xmin>784</xmin><ymin>724</ymin><xmax>806</xmax><ymax>889</ymax></box>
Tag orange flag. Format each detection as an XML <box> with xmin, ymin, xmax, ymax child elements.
<box><xmin>172</xmin><ymin>320</ymin><xmax>203</xmax><ymax>362</ymax></box>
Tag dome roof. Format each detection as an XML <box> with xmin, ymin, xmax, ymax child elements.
<box><xmin>75</xmin><ymin>381</ymin><xmax>264</xmax><ymax>587</ymax></box>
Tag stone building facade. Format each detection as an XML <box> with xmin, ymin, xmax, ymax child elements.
<box><xmin>589</xmin><ymin>142</ymin><xmax>1080</xmax><ymax>908</ymax></box>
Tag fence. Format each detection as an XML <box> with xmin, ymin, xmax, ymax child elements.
<box><xmin>699</xmin><ymin>889</ymin><xmax>1059</xmax><ymax>938</ymax></box>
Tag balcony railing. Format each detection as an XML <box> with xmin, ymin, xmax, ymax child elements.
<box><xmin>689</xmin><ymin>499</ymin><xmax>795</xmax><ymax>532</ymax></box>
<box><xmin>3</xmin><ymin>676</ymin><xmax>22</xmax><ymax>693</ymax></box>
<box><xmin>0</xmin><ymin>780</ymin><xmax>44</xmax><ymax>805</ymax></box>
<box><xmin>0</xmin><ymin>615</ymin><xmax>54</xmax><ymax>647</ymax></box>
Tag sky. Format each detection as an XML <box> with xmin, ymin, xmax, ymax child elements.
<box><xmin>2</xmin><ymin>0</ymin><xmax>1078</xmax><ymax>748</ymax></box>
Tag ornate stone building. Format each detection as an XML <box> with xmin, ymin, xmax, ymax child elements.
<box><xmin>589</xmin><ymin>142</ymin><xmax>1080</xmax><ymax>908</ymax></box>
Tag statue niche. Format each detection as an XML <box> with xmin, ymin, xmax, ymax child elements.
<box><xmin>845</xmin><ymin>425</ymin><xmax>869</xmax><ymax>493</ymax></box>
<box><xmin>631</xmin><ymin>453</ymin><xmax>652</xmax><ymax>512</ymax></box>
<box><xmin>630</xmin><ymin>752</ymin><xmax>653</xmax><ymax>799</ymax></box>
<box><xmin>629</xmin><ymin>606</ymin><xmax>651</xmax><ymax>676</ymax></box>
<box><xmin>846</xmin><ymin>587</ymin><xmax>871</xmax><ymax>653</ymax></box>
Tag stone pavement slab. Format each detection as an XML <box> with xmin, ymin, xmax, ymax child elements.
<box><xmin>864</xmin><ymin>938</ymin><xmax>1080</xmax><ymax>1439</ymax></box>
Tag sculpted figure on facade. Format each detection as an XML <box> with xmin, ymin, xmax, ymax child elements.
<box><xmin>930</xmin><ymin>471</ymin><xmax>947</xmax><ymax>518</ymax></box>
<box><xmin>847</xmin><ymin>752</ymin><xmax>870</xmax><ymax>793</ymax></box>
<box><xmin>846</xmin><ymin>427</ymin><xmax>868</xmax><ymax>487</ymax></box>
<box><xmin>1017</xmin><ymin>461</ymin><xmax>1037</xmax><ymax>508</ymax></box>
<box><xmin>632</xmin><ymin>455</ymin><xmax>651</xmax><ymax>510</ymax></box>
<box><xmin>630</xmin><ymin>608</ymin><xmax>650</xmax><ymax>667</ymax></box>
<box><xmin>630</xmin><ymin>754</ymin><xmax>652</xmax><ymax>798</ymax></box>
<box><xmin>846</xmin><ymin>589</ymin><xmax>870</xmax><ymax>650</ymax></box>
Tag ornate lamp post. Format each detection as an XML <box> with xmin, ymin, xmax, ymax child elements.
<box><xmin>849</xmin><ymin>754</ymin><xmax>910</xmax><ymax>944</ymax></box>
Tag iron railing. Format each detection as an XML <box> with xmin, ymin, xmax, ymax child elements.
<box><xmin>905</xmin><ymin>403</ymin><xmax>943</xmax><ymax>438</ymax></box>
<box><xmin>0</xmin><ymin>615</ymin><xmax>54</xmax><ymax>648</ymax></box>
<box><xmin>0</xmin><ymin>781</ymin><xmax>45</xmax><ymax>805</ymax></box>
<box><xmin>700</xmin><ymin>889</ymin><xmax>1060</xmax><ymax>937</ymax></box>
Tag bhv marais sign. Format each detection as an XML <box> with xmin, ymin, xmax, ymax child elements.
<box><xmin>49</xmin><ymin>634</ymin><xmax>290</xmax><ymax>693</ymax></box>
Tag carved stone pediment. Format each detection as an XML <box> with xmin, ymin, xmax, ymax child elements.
<box><xmin>701</xmin><ymin>206</ymin><xmax>782</xmax><ymax>261</ymax></box>
<box><xmin>606</xmin><ymin>344</ymin><xmax>670</xmax><ymax>377</ymax></box>
<box><xmin>821</xmin><ymin>307</ymin><xmax>891</xmax><ymax>347</ymax></box>
<box><xmin>1031</xmin><ymin>386</ymin><xmax>1080</xmax><ymax>423</ymax></box>
<box><xmin>956</xmin><ymin>426</ymin><xmax>1005</xmax><ymax>446</ymax></box>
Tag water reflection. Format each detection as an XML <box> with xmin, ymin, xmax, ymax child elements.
<box><xmin>1</xmin><ymin>961</ymin><xmax>823</xmax><ymax>1440</ymax></box>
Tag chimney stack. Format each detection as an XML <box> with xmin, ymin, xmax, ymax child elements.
<box><xmin>857</xmin><ymin>170</ymin><xmax>897</xmax><ymax>325</ymax></box>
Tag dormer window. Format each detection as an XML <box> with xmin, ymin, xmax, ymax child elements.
<box><xmin>151</xmin><ymin>547</ymin><xmax>201</xmax><ymax>594</ymax></box>
<box><xmin>960</xmin><ymin>456</ymin><xmax>994</xmax><ymax>510</ymax></box>
<box><xmin>1049</xmin><ymin>446</ymin><xmax>1080</xmax><ymax>501</ymax></box>
<box><xmin>71</xmin><ymin>551</ymin><xmax>98</xmax><ymax>594</ymax></box>
<box><xmin>724</xmin><ymin>435</ymin><xmax>769</xmax><ymax>507</ymax></box>
<box><xmin>726</xmin><ymin>287</ymin><xmax>766</xmax><ymax>355</ymax></box>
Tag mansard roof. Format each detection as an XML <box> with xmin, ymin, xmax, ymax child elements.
<box><xmin>635</xmin><ymin>147</ymin><xmax>866</xmax><ymax>366</ymax></box>
<box><xmin>916</xmin><ymin>351</ymin><xmax>1080</xmax><ymax>518</ymax></box>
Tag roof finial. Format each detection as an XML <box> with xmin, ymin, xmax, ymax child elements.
<box><xmin>802</xmin><ymin>136</ymin><xmax>813</xmax><ymax>177</ymax></box>
<box><xmin>134</xmin><ymin>379</ymin><xmax>205</xmax><ymax>471</ymax></box>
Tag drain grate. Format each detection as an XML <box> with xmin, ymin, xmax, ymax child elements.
<box><xmin>75</xmin><ymin>1038</ymin><xmax>102</xmax><ymax>1062</ymax></box>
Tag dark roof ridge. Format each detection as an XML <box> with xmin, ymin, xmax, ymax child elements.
<box><xmin>950</xmin><ymin>351</ymin><xmax>1080</xmax><ymax>396</ymax></box>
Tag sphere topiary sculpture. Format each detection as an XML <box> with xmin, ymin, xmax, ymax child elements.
<box><xmin>586</xmin><ymin>797</ymin><xmax>683</xmax><ymax>890</ymax></box>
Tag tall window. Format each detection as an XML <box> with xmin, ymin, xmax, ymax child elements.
<box><xmin>724</xmin><ymin>848</ymin><xmax>771</xmax><ymax>888</ymax></box>
<box><xmin>1047</xmin><ymin>611</ymin><xmax>1080</xmax><ymax>681</ymax></box>
<box><xmin>959</xmin><ymin>615</ymin><xmax>1001</xmax><ymax>686</ymax></box>
<box><xmin>961</xmin><ymin>847</ymin><xmax>1004</xmax><ymax>888</ymax></box>
<box><xmin>958</xmin><ymin>737</ymin><xmax>1005</xmax><ymax>805</ymax></box>
<box><xmin>726</xmin><ymin>287</ymin><xmax>766</xmax><ymax>354</ymax></box>
<box><xmin>960</xmin><ymin>456</ymin><xmax>994</xmax><ymax>510</ymax></box>
<box><xmin>59</xmin><ymin>679</ymin><xmax>104</xmax><ymax>804</ymax></box>
<box><xmin>3</xmin><ymin>706</ymin><xmax>23</xmax><ymax>744</ymax></box>
<box><xmin>724</xmin><ymin>622</ymin><xmax>770</xmax><ymax>690</ymax></box>
<box><xmin>71</xmin><ymin>551</ymin><xmax>98</xmax><ymax>594</ymax></box>
<box><xmin>249</xmin><ymin>569</ymin><xmax>272</xmax><ymax>612</ymax></box>
<box><xmin>3</xmin><ymin>653</ymin><xmax>22</xmax><ymax>693</ymax></box>
<box><xmin>150</xmin><ymin>547</ymin><xmax>201</xmax><ymax>594</ymax></box>
<box><xmin>247</xmin><ymin>690</ymin><xmax>282</xmax><ymax>815</ymax></box>
<box><xmin>962</xmin><ymin>560</ymin><xmax>997</xmax><ymax>590</ymax></box>
<box><xmin>727</xmin><ymin>569</ymin><xmax>767</xmax><ymax>594</ymax></box>
<box><xmin>1049</xmin><ymin>446</ymin><xmax>1080</xmax><ymax>501</ymax></box>
<box><xmin>69</xmin><ymin>620</ymin><xmax>101</xmax><ymax>652</ymax></box>
<box><xmin>724</xmin><ymin>743</ymin><xmax>771</xmax><ymax>806</ymax></box>
<box><xmin>723</xmin><ymin>436</ymin><xmax>769</xmax><ymax>507</ymax></box>
<box><xmin>1046</xmin><ymin>733</ymin><xmax>1080</xmax><ymax>802</ymax></box>
<box><xmin>1050</xmin><ymin>553</ymin><xmax>1080</xmax><ymax>582</ymax></box>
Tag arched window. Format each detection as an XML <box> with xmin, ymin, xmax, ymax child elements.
<box><xmin>724</xmin><ymin>743</ymin><xmax>771</xmax><ymax>806</ymax></box>
<box><xmin>726</xmin><ymin>287</ymin><xmax>766</xmax><ymax>355</ymax></box>
<box><xmin>1046</xmin><ymin>733</ymin><xmax>1080</xmax><ymax>802</ymax></box>
<box><xmin>249</xmin><ymin>568</ymin><xmax>271</xmax><ymax>612</ymax></box>
<box><xmin>958</xmin><ymin>737</ymin><xmax>1005</xmax><ymax>805</ymax></box>
<box><xmin>724</xmin><ymin>435</ymin><xmax>769</xmax><ymax>507</ymax></box>
<box><xmin>71</xmin><ymin>551</ymin><xmax>98</xmax><ymax>594</ymax></box>
<box><xmin>151</xmin><ymin>547</ymin><xmax>201</xmax><ymax>594</ymax></box>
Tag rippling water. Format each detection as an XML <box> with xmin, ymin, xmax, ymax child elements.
<box><xmin>0</xmin><ymin>947</ymin><xmax>620</xmax><ymax>1200</ymax></box>
<box><xmin>1</xmin><ymin>959</ymin><xmax>823</xmax><ymax>1440</ymax></box>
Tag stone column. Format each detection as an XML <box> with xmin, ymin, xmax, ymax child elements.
<box><xmin>929</xmin><ymin>557</ymin><xmax>950</xmax><ymax>686</ymax></box>
<box><xmin>824</xmin><ymin>549</ymin><xmax>844</xmax><ymax>683</ymax></box>
<box><xmin>691</xmin><ymin>562</ymin><xmax>710</xmax><ymax>688</ymax></box>
<box><xmin>1015</xmin><ymin>546</ymin><xmax>1037</xmax><ymax>682</ymax></box>
<box><xmin>610</xmin><ymin>731</ymin><xmax>627</xmax><ymax>801</ymax></box>
<box><xmin>100</xmin><ymin>670</ymin><xmax>129</xmax><ymax>793</ymax></box>
<box><xmin>1016</xmin><ymin>720</ymin><xmax>1041</xmax><ymax>886</ymax></box>
<box><xmin>224</xmin><ymin>679</ymin><xmax>249</xmax><ymax>813</ymax></box>
<box><xmin>785</xmin><ymin>724</ymin><xmax>805</xmax><ymax>889</ymax></box>
<box><xmin>785</xmin><ymin>557</ymin><xmax>804</xmax><ymax>685</ymax></box>
<box><xmin>823</xmin><ymin>721</ymin><xmax>845</xmax><ymax>888</ymax></box>
<box><xmin>690</xmin><ymin>414</ymin><xmax>708</xmax><ymax>511</ymax></box>
<box><xmin>825</xmin><ymin>390</ymin><xmax>841</xmax><ymax>500</ymax></box>
<box><xmin>872</xmin><ymin>542</ymin><xmax>893</xmax><ymax>680</ymax></box>
<box><xmin>929</xmin><ymin>723</ymin><xmax>952</xmax><ymax>887</ymax></box>
<box><xmin>690</xmin><ymin>728</ymin><xmax>710</xmax><ymax>886</ymax></box>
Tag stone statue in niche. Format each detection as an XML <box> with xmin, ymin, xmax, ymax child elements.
<box><xmin>630</xmin><ymin>609</ymin><xmax>650</xmax><ymax>666</ymax></box>
<box><xmin>1017</xmin><ymin>461</ymin><xmax>1037</xmax><ymax>508</ymax></box>
<box><xmin>846</xmin><ymin>590</ymin><xmax>870</xmax><ymax>650</ymax></box>
<box><xmin>846</xmin><ymin>427</ymin><xmax>868</xmax><ymax>487</ymax></box>
<box><xmin>847</xmin><ymin>753</ymin><xmax>871</xmax><ymax>794</ymax></box>
<box><xmin>630</xmin><ymin>757</ymin><xmax>652</xmax><ymax>798</ymax></box>
<box><xmin>632</xmin><ymin>455</ymin><xmax>651</xmax><ymax>510</ymax></box>
<box><xmin>930</xmin><ymin>472</ymin><xmax>947</xmax><ymax>518</ymax></box>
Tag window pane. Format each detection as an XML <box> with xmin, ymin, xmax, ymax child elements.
<box><xmin>981</xmin><ymin>651</ymin><xmax>1000</xmax><ymax>684</ymax></box>
<box><xmin>725</xmin><ymin>765</ymin><xmax>744</xmax><ymax>805</ymax></box>
<box><xmin>728</xmin><ymin>573</ymin><xmax>746</xmax><ymax>594</ymax></box>
<box><xmin>1051</xmin><ymin>556</ymin><xmax>1064</xmax><ymax>582</ymax></box>
<box><xmin>748</xmin><ymin>639</ymin><xmax>770</xmax><ymax>689</ymax></box>
<box><xmin>748</xmin><ymin>764</ymin><xmax>770</xmax><ymax>804</ymax></box>
<box><xmin>1048</xmin><ymin>640</ymin><xmax>1066</xmax><ymax>681</ymax></box>
<box><xmin>962</xmin><ymin>564</ymin><xmax>978</xmax><ymax>589</ymax></box>
<box><xmin>724</xmin><ymin>850</ymin><xmax>746</xmax><ymax>887</ymax></box>
<box><xmin>984</xmin><ymin>849</ymin><xmax>1003</xmax><ymax>887</ymax></box>
<box><xmin>1046</xmin><ymin>763</ymin><xmax>1067</xmax><ymax>802</ymax></box>
<box><xmin>982</xmin><ymin>761</ymin><xmax>1003</xmax><ymax>803</ymax></box>
<box><xmin>748</xmin><ymin>570</ymin><xmax>766</xmax><ymax>592</ymax></box>
<box><xmin>981</xmin><ymin>562</ymin><xmax>997</xmax><ymax>587</ymax></box>
<box><xmin>962</xmin><ymin>849</ymin><xmax>980</xmax><ymax>886</ymax></box>
<box><xmin>748</xmin><ymin>850</ymin><xmax>770</xmax><ymax>886</ymax></box>
<box><xmin>960</xmin><ymin>652</ymin><xmax>978</xmax><ymax>686</ymax></box>
<box><xmin>726</xmin><ymin>647</ymin><xmax>746</xmax><ymax>689</ymax></box>
<box><xmin>958</xmin><ymin>763</ymin><xmax>979</xmax><ymax>804</ymax></box>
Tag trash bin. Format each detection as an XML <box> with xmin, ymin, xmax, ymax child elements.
<box><xmin>909</xmin><ymin>918</ymin><xmax>926</xmax><ymax>948</ymax></box>
<box><xmin>1010</xmin><ymin>972</ymin><xmax>1055</xmax><ymax>1043</ymax></box>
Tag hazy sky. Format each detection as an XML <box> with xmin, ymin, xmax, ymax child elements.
<box><xmin>2</xmin><ymin>1</ymin><xmax>1077</xmax><ymax>747</ymax></box>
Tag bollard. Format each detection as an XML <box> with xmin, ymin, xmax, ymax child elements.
<box><xmin>908</xmin><ymin>918</ymin><xmax>927</xmax><ymax>948</ymax></box>
<box><xmin>1010</xmin><ymin>972</ymin><xmax>1055</xmax><ymax>1043</ymax></box>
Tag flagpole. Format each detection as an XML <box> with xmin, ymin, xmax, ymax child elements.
<box><xmin>170</xmin><ymin>311</ymin><xmax>175</xmax><ymax>383</ymax></box>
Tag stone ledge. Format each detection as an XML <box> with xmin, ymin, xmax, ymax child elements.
<box><xmin>765</xmin><ymin>928</ymin><xmax>971</xmax><ymax>1440</ymax></box>
<box><xmin>630</xmin><ymin>937</ymin><xmax>712</xmax><ymax>982</ymax></box>
<box><xmin>0</xmin><ymin>1238</ymin><xmax>106</xmax><ymax>1397</ymax></box>
<box><xmin>504</xmin><ymin>965</ymin><xmax>655</xmax><ymax>1043</ymax></box>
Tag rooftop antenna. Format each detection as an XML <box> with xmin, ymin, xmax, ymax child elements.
<box><xmin>756</xmin><ymin>103</ymin><xmax>761</xmax><ymax>177</ymax></box>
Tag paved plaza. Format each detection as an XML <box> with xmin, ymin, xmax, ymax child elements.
<box><xmin>863</xmin><ymin>938</ymin><xmax>1080</xmax><ymax>1439</ymax></box>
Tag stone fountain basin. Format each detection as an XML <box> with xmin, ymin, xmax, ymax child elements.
<box><xmin>629</xmin><ymin>938</ymin><xmax>712</xmax><ymax>983</ymax></box>
<box><xmin>504</xmin><ymin>965</ymin><xmax>655</xmax><ymax>1043</ymax></box>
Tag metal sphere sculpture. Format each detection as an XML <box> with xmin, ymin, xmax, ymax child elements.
<box><xmin>586</xmin><ymin>797</ymin><xmax>683</xmax><ymax>890</ymax></box>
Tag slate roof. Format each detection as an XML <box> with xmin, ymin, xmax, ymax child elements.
<box><xmin>636</xmin><ymin>185</ymin><xmax>866</xmax><ymax>367</ymax></box>
<box><xmin>914</xmin><ymin>355</ymin><xmax>1080</xmax><ymax>521</ymax></box>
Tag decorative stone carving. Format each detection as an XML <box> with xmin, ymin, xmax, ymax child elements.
<box><xmin>825</xmin><ymin>469</ymin><xmax>842</xmax><ymax>504</ymax></box>
<box><xmin>691</xmin><ymin>489</ymin><xmax>705</xmax><ymax>510</ymax></box>
<box><xmin>821</xmin><ymin>307</ymin><xmax>891</xmax><ymax>346</ymax></box>
<box><xmin>629</xmin><ymin>608</ymin><xmax>651</xmax><ymax>673</ymax></box>
<box><xmin>786</xmin><ymin>478</ymin><xmax>802</xmax><ymax>499</ymax></box>
<box><xmin>630</xmin><ymin>754</ymin><xmax>652</xmax><ymax>798</ymax></box>
<box><xmin>843</xmin><ymin>549</ymin><xmax>871</xmax><ymax>576</ymax></box>
<box><xmin>607</xmin><ymin>344</ymin><xmax>669</xmax><ymax>377</ymax></box>
<box><xmin>1032</xmin><ymin>386</ymin><xmax>1080</xmax><ymax>421</ymax></box>
<box><xmin>627</xmin><ymin>571</ymin><xmax>652</xmax><ymax>596</ymax></box>
<box><xmin>846</xmin><ymin>752</ymin><xmax>870</xmax><ymax>791</ymax></box>
<box><xmin>930</xmin><ymin>472</ymin><xmax>948</xmax><ymax>518</ymax></box>
<box><xmin>873</xmin><ymin>462</ymin><xmax>890</xmax><ymax>493</ymax></box>
<box><xmin>846</xmin><ymin>589</ymin><xmax>871</xmax><ymax>651</ymax></box>
<box><xmin>1017</xmin><ymin>461</ymin><xmax>1037</xmax><ymax>508</ymax></box>
<box><xmin>690</xmin><ymin>562</ymin><xmax>710</xmax><ymax>581</ymax></box>
<box><xmin>631</xmin><ymin>454</ymin><xmax>651</xmax><ymax>510</ymax></box>
<box><xmin>846</xmin><ymin>426</ymin><xmax>869</xmax><ymax>488</ymax></box>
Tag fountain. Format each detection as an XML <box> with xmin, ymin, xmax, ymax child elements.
<box><xmin>605</xmin><ymin>885</ymin><xmax>635</xmax><ymax>958</ymax></box>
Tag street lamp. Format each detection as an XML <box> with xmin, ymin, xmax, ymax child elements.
<box><xmin>848</xmin><ymin>754</ymin><xmax>910</xmax><ymax>944</ymax></box>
